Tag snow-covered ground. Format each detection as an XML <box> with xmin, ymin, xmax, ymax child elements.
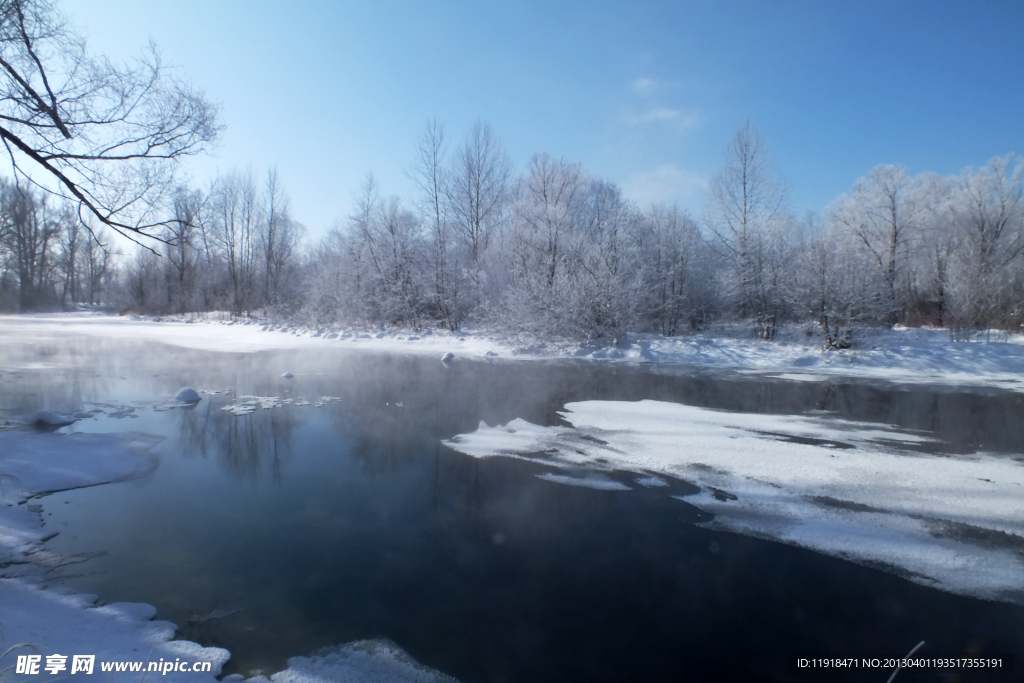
<box><xmin>3</xmin><ymin>312</ymin><xmax>1022</xmax><ymax>391</ymax></box>
<box><xmin>445</xmin><ymin>400</ymin><xmax>1024</xmax><ymax>605</ymax></box>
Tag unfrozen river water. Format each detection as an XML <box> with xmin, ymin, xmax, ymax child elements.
<box><xmin>1</xmin><ymin>330</ymin><xmax>1022</xmax><ymax>682</ymax></box>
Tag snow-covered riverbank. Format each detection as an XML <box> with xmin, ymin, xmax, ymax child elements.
<box><xmin>3</xmin><ymin>312</ymin><xmax>1024</xmax><ymax>392</ymax></box>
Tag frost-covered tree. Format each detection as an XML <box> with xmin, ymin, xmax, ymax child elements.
<box><xmin>409</xmin><ymin>120</ymin><xmax>467</xmax><ymax>329</ymax></box>
<box><xmin>644</xmin><ymin>204</ymin><xmax>714</xmax><ymax>335</ymax></box>
<box><xmin>943</xmin><ymin>155</ymin><xmax>1024</xmax><ymax>337</ymax></box>
<box><xmin>446</xmin><ymin>121</ymin><xmax>510</xmax><ymax>271</ymax></box>
<box><xmin>829</xmin><ymin>164</ymin><xmax>924</xmax><ymax>326</ymax></box>
<box><xmin>706</xmin><ymin>123</ymin><xmax>790</xmax><ymax>339</ymax></box>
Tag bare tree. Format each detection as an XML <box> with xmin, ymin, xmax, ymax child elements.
<box><xmin>0</xmin><ymin>0</ymin><xmax>220</xmax><ymax>244</ymax></box>
<box><xmin>56</xmin><ymin>202</ymin><xmax>79</xmax><ymax>308</ymax></box>
<box><xmin>409</xmin><ymin>120</ymin><xmax>464</xmax><ymax>329</ymax></box>
<box><xmin>447</xmin><ymin>121</ymin><xmax>510</xmax><ymax>265</ymax></box>
<box><xmin>260</xmin><ymin>168</ymin><xmax>301</xmax><ymax>308</ymax></box>
<box><xmin>706</xmin><ymin>122</ymin><xmax>788</xmax><ymax>339</ymax></box>
<box><xmin>164</xmin><ymin>186</ymin><xmax>204</xmax><ymax>312</ymax></box>
<box><xmin>646</xmin><ymin>204</ymin><xmax>709</xmax><ymax>335</ymax></box>
<box><xmin>81</xmin><ymin>224</ymin><xmax>113</xmax><ymax>304</ymax></box>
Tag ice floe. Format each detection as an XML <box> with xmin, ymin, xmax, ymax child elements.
<box><xmin>444</xmin><ymin>400</ymin><xmax>1024</xmax><ymax>604</ymax></box>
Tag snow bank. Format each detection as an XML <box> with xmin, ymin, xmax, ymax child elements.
<box><xmin>444</xmin><ymin>400</ymin><xmax>1024</xmax><ymax>604</ymax></box>
<box><xmin>234</xmin><ymin>640</ymin><xmax>457</xmax><ymax>683</ymax></box>
<box><xmin>0</xmin><ymin>580</ymin><xmax>229</xmax><ymax>682</ymax></box>
<box><xmin>0</xmin><ymin>431</ymin><xmax>232</xmax><ymax>681</ymax></box>
<box><xmin>3</xmin><ymin>313</ymin><xmax>1023</xmax><ymax>392</ymax></box>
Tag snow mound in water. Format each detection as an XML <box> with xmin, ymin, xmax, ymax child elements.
<box><xmin>441</xmin><ymin>352</ymin><xmax>455</xmax><ymax>362</ymax></box>
<box><xmin>236</xmin><ymin>639</ymin><xmax>457</xmax><ymax>683</ymax></box>
<box><xmin>174</xmin><ymin>387</ymin><xmax>201</xmax><ymax>402</ymax></box>
<box><xmin>19</xmin><ymin>410</ymin><xmax>77</xmax><ymax>427</ymax></box>
<box><xmin>282</xmin><ymin>372</ymin><xmax>294</xmax><ymax>379</ymax></box>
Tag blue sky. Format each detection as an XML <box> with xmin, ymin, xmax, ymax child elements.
<box><xmin>60</xmin><ymin>0</ymin><xmax>1024</xmax><ymax>237</ymax></box>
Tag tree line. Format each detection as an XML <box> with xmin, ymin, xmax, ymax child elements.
<box><xmin>3</xmin><ymin>119</ymin><xmax>1022</xmax><ymax>346</ymax></box>
<box><xmin>302</xmin><ymin>121</ymin><xmax>1024</xmax><ymax>344</ymax></box>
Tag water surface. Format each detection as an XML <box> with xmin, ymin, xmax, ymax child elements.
<box><xmin>1</xmin><ymin>331</ymin><xmax>1021</xmax><ymax>682</ymax></box>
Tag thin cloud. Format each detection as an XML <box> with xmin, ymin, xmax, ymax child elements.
<box><xmin>632</xmin><ymin>77</ymin><xmax>657</xmax><ymax>94</ymax></box>
<box><xmin>623</xmin><ymin>164</ymin><xmax>707</xmax><ymax>207</ymax></box>
<box><xmin>625</xmin><ymin>107</ymin><xmax>701</xmax><ymax>130</ymax></box>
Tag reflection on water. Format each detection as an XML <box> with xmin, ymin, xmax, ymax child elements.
<box><xmin>0</xmin><ymin>333</ymin><xmax>1022</xmax><ymax>682</ymax></box>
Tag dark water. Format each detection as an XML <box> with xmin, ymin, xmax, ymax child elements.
<box><xmin>1</xmin><ymin>334</ymin><xmax>1022</xmax><ymax>682</ymax></box>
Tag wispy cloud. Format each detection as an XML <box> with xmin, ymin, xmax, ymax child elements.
<box><xmin>623</xmin><ymin>164</ymin><xmax>707</xmax><ymax>207</ymax></box>
<box><xmin>632</xmin><ymin>77</ymin><xmax>657</xmax><ymax>94</ymax></box>
<box><xmin>624</xmin><ymin>106</ymin><xmax>702</xmax><ymax>131</ymax></box>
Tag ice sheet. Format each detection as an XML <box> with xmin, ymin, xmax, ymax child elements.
<box><xmin>444</xmin><ymin>400</ymin><xmax>1024</xmax><ymax>603</ymax></box>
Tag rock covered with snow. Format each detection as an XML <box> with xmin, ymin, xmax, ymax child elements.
<box><xmin>19</xmin><ymin>410</ymin><xmax>77</xmax><ymax>427</ymax></box>
<box><xmin>441</xmin><ymin>352</ymin><xmax>455</xmax><ymax>363</ymax></box>
<box><xmin>174</xmin><ymin>387</ymin><xmax>201</xmax><ymax>403</ymax></box>
<box><xmin>282</xmin><ymin>372</ymin><xmax>294</xmax><ymax>379</ymax></box>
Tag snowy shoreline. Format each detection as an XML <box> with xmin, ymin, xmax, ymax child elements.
<box><xmin>3</xmin><ymin>311</ymin><xmax>1024</xmax><ymax>392</ymax></box>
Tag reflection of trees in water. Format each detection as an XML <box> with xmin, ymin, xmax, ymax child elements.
<box><xmin>174</xmin><ymin>394</ymin><xmax>301</xmax><ymax>483</ymax></box>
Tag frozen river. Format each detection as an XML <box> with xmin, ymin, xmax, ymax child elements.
<box><xmin>1</xmin><ymin>318</ymin><xmax>1022</xmax><ymax>681</ymax></box>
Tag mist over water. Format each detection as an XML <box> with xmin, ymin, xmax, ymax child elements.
<box><xmin>2</xmin><ymin>334</ymin><xmax>1022</xmax><ymax>682</ymax></box>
